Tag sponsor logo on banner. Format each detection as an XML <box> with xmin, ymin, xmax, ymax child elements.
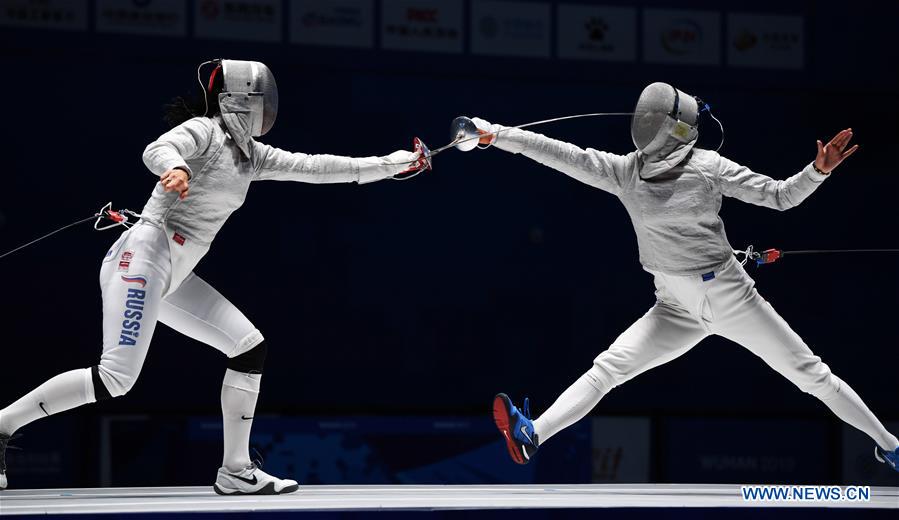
<box><xmin>557</xmin><ymin>4</ymin><xmax>636</xmax><ymax>62</ymax></box>
<box><xmin>96</xmin><ymin>0</ymin><xmax>186</xmax><ymax>37</ymax></box>
<box><xmin>661</xmin><ymin>19</ymin><xmax>702</xmax><ymax>56</ymax></box>
<box><xmin>727</xmin><ymin>13</ymin><xmax>803</xmax><ymax>69</ymax></box>
<box><xmin>591</xmin><ymin>417</ymin><xmax>651</xmax><ymax>483</ymax></box>
<box><xmin>471</xmin><ymin>1</ymin><xmax>550</xmax><ymax>58</ymax></box>
<box><xmin>643</xmin><ymin>9</ymin><xmax>720</xmax><ymax>65</ymax></box>
<box><xmin>381</xmin><ymin>0</ymin><xmax>463</xmax><ymax>54</ymax></box>
<box><xmin>290</xmin><ymin>0</ymin><xmax>373</xmax><ymax>49</ymax></box>
<box><xmin>0</xmin><ymin>0</ymin><xmax>87</xmax><ymax>31</ymax></box>
<box><xmin>195</xmin><ymin>0</ymin><xmax>281</xmax><ymax>42</ymax></box>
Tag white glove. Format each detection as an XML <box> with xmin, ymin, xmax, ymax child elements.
<box><xmin>470</xmin><ymin>117</ymin><xmax>498</xmax><ymax>146</ymax></box>
<box><xmin>357</xmin><ymin>149</ymin><xmax>423</xmax><ymax>184</ymax></box>
<box><xmin>386</xmin><ymin>149</ymin><xmax>422</xmax><ymax>175</ymax></box>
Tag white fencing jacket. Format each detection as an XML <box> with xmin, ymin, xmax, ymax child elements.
<box><xmin>140</xmin><ymin>116</ymin><xmax>413</xmax><ymax>293</ymax></box>
<box><xmin>487</xmin><ymin>124</ymin><xmax>829</xmax><ymax>276</ymax></box>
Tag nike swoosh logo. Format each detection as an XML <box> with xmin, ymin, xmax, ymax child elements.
<box><xmin>232</xmin><ymin>473</ymin><xmax>258</xmax><ymax>485</ymax></box>
<box><xmin>241</xmin><ymin>415</ymin><xmax>254</xmax><ymax>421</ymax></box>
<box><xmin>39</xmin><ymin>402</ymin><xmax>49</xmax><ymax>416</ymax></box>
<box><xmin>519</xmin><ymin>425</ymin><xmax>534</xmax><ymax>445</ymax></box>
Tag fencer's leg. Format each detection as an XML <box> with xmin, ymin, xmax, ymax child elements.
<box><xmin>158</xmin><ymin>273</ymin><xmax>263</xmax><ymax>358</ymax></box>
<box><xmin>0</xmin><ymin>369</ymin><xmax>95</xmax><ymax>437</ymax></box>
<box><xmin>92</xmin><ymin>227</ymin><xmax>170</xmax><ymax>400</ymax></box>
<box><xmin>1</xmin><ymin>369</ymin><xmax>95</xmax><ymax>488</ymax></box>
<box><xmin>159</xmin><ymin>273</ymin><xmax>264</xmax><ymax>471</ymax></box>
<box><xmin>1</xmin><ymin>229</ymin><xmax>168</xmax><ymax>433</ymax></box>
<box><xmin>159</xmin><ymin>273</ymin><xmax>297</xmax><ymax>494</ymax></box>
<box><xmin>221</xmin><ymin>344</ymin><xmax>265</xmax><ymax>472</ymax></box>
<box><xmin>0</xmin><ymin>226</ymin><xmax>169</xmax><ymax>489</ymax></box>
<box><xmin>532</xmin><ymin>302</ymin><xmax>707</xmax><ymax>444</ymax></box>
<box><xmin>821</xmin><ymin>375</ymin><xmax>899</xmax><ymax>451</ymax></box>
<box><xmin>715</xmin><ymin>286</ymin><xmax>899</xmax><ymax>452</ymax></box>
<box><xmin>216</xmin><ymin>346</ymin><xmax>296</xmax><ymax>495</ymax></box>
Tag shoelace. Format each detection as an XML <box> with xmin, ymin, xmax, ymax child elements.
<box><xmin>244</xmin><ymin>447</ymin><xmax>265</xmax><ymax>473</ymax></box>
<box><xmin>519</xmin><ymin>398</ymin><xmax>539</xmax><ymax>448</ymax></box>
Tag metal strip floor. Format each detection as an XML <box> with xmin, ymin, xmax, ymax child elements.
<box><xmin>1</xmin><ymin>484</ymin><xmax>897</xmax><ymax>515</ymax></box>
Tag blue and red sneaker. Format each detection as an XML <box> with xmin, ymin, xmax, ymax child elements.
<box><xmin>492</xmin><ymin>393</ymin><xmax>539</xmax><ymax>465</ymax></box>
<box><xmin>875</xmin><ymin>445</ymin><xmax>899</xmax><ymax>472</ymax></box>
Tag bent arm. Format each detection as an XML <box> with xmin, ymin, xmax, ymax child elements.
<box><xmin>486</xmin><ymin>122</ymin><xmax>630</xmax><ymax>194</ymax></box>
<box><xmin>253</xmin><ymin>142</ymin><xmax>413</xmax><ymax>184</ymax></box>
<box><xmin>718</xmin><ymin>155</ymin><xmax>829</xmax><ymax>211</ymax></box>
<box><xmin>142</xmin><ymin>117</ymin><xmax>214</xmax><ymax>177</ymax></box>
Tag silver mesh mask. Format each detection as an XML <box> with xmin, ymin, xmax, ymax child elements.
<box><xmin>218</xmin><ymin>60</ymin><xmax>278</xmax><ymax>137</ymax></box>
<box><xmin>631</xmin><ymin>82</ymin><xmax>698</xmax><ymax>156</ymax></box>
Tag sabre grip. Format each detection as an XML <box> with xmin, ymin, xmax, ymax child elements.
<box><xmin>395</xmin><ymin>137</ymin><xmax>432</xmax><ymax>179</ymax></box>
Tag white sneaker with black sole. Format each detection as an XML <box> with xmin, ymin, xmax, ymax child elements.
<box><xmin>213</xmin><ymin>462</ymin><xmax>299</xmax><ymax>495</ymax></box>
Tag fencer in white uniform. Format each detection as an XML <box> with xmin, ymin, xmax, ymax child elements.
<box><xmin>0</xmin><ymin>59</ymin><xmax>421</xmax><ymax>493</ymax></box>
<box><xmin>484</xmin><ymin>82</ymin><xmax>899</xmax><ymax>472</ymax></box>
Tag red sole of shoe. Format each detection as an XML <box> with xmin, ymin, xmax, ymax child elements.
<box><xmin>492</xmin><ymin>394</ymin><xmax>526</xmax><ymax>465</ymax></box>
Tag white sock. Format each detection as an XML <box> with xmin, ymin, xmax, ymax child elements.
<box><xmin>532</xmin><ymin>369</ymin><xmax>606</xmax><ymax>444</ymax></box>
<box><xmin>820</xmin><ymin>375</ymin><xmax>899</xmax><ymax>451</ymax></box>
<box><xmin>0</xmin><ymin>368</ymin><xmax>95</xmax><ymax>435</ymax></box>
<box><xmin>221</xmin><ymin>369</ymin><xmax>261</xmax><ymax>472</ymax></box>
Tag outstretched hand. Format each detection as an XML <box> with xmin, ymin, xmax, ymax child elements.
<box><xmin>391</xmin><ymin>149</ymin><xmax>424</xmax><ymax>175</ymax></box>
<box><xmin>471</xmin><ymin>117</ymin><xmax>496</xmax><ymax>145</ymax></box>
<box><xmin>815</xmin><ymin>128</ymin><xmax>858</xmax><ymax>174</ymax></box>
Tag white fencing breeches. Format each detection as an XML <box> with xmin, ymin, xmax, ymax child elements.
<box><xmin>96</xmin><ymin>222</ymin><xmax>263</xmax><ymax>397</ymax></box>
<box><xmin>0</xmin><ymin>222</ymin><xmax>265</xmax><ymax>436</ymax></box>
<box><xmin>533</xmin><ymin>257</ymin><xmax>899</xmax><ymax>451</ymax></box>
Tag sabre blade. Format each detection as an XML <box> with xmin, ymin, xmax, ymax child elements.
<box><xmin>386</xmin><ymin>112</ymin><xmax>635</xmax><ymax>167</ymax></box>
<box><xmin>442</xmin><ymin>112</ymin><xmax>635</xmax><ymax>156</ymax></box>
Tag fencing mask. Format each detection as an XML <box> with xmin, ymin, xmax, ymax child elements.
<box><xmin>208</xmin><ymin>59</ymin><xmax>278</xmax><ymax>156</ymax></box>
<box><xmin>631</xmin><ymin>82</ymin><xmax>699</xmax><ymax>178</ymax></box>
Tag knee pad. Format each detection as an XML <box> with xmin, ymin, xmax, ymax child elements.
<box><xmin>91</xmin><ymin>366</ymin><xmax>114</xmax><ymax>401</ymax></box>
<box><xmin>227</xmin><ymin>341</ymin><xmax>267</xmax><ymax>374</ymax></box>
<box><xmin>93</xmin><ymin>363</ymin><xmax>139</xmax><ymax>398</ymax></box>
<box><xmin>91</xmin><ymin>365</ymin><xmax>134</xmax><ymax>400</ymax></box>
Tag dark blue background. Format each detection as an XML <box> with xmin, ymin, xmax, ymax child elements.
<box><xmin>1</xmin><ymin>0</ymin><xmax>897</xmax><ymax>488</ymax></box>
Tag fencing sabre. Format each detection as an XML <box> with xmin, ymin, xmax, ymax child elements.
<box><xmin>396</xmin><ymin>113</ymin><xmax>636</xmax><ymax>179</ymax></box>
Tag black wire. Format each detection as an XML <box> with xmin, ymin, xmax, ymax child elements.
<box><xmin>784</xmin><ymin>249</ymin><xmax>899</xmax><ymax>255</ymax></box>
<box><xmin>0</xmin><ymin>214</ymin><xmax>99</xmax><ymax>260</ymax></box>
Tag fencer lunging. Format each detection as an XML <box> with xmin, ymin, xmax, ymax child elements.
<box><xmin>0</xmin><ymin>59</ymin><xmax>421</xmax><ymax>493</ymax></box>
<box><xmin>477</xmin><ymin>82</ymin><xmax>899</xmax><ymax>472</ymax></box>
